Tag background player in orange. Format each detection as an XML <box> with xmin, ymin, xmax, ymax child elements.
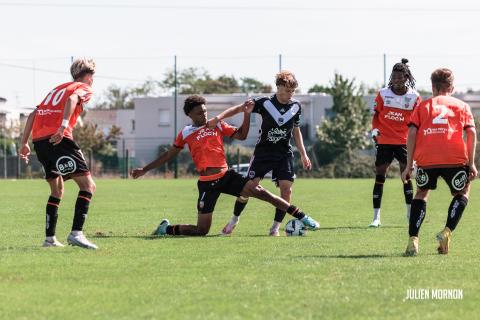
<box><xmin>131</xmin><ymin>95</ymin><xmax>319</xmax><ymax>236</ymax></box>
<box><xmin>19</xmin><ymin>58</ymin><xmax>98</xmax><ymax>249</ymax></box>
<box><xmin>402</xmin><ymin>68</ymin><xmax>477</xmax><ymax>256</ymax></box>
<box><xmin>369</xmin><ymin>59</ymin><xmax>422</xmax><ymax>227</ymax></box>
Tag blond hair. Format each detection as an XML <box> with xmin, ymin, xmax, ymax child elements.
<box><xmin>70</xmin><ymin>58</ymin><xmax>96</xmax><ymax>80</ymax></box>
<box><xmin>275</xmin><ymin>70</ymin><xmax>298</xmax><ymax>88</ymax></box>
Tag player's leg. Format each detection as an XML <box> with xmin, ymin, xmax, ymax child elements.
<box><xmin>397</xmin><ymin>146</ymin><xmax>413</xmax><ymax>222</ymax></box>
<box><xmin>370</xmin><ymin>162</ymin><xmax>388</xmax><ymax>227</ymax></box>
<box><xmin>405</xmin><ymin>167</ymin><xmax>436</xmax><ymax>256</ymax></box>
<box><xmin>43</xmin><ymin>176</ymin><xmax>65</xmax><ymax>247</ymax></box>
<box><xmin>436</xmin><ymin>167</ymin><xmax>471</xmax><ymax>254</ymax></box>
<box><xmin>68</xmin><ymin>174</ymin><xmax>98</xmax><ymax>249</ymax></box>
<box><xmin>269</xmin><ymin>179</ymin><xmax>292</xmax><ymax>236</ymax></box>
<box><xmin>240</xmin><ymin>180</ymin><xmax>319</xmax><ymax>230</ymax></box>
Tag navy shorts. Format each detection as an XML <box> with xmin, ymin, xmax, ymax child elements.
<box><xmin>247</xmin><ymin>155</ymin><xmax>295</xmax><ymax>183</ymax></box>
<box><xmin>197</xmin><ymin>169</ymin><xmax>250</xmax><ymax>214</ymax></box>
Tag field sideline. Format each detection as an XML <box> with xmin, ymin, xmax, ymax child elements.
<box><xmin>0</xmin><ymin>179</ymin><xmax>479</xmax><ymax>319</ymax></box>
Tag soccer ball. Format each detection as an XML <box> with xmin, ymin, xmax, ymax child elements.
<box><xmin>285</xmin><ymin>219</ymin><xmax>306</xmax><ymax>236</ymax></box>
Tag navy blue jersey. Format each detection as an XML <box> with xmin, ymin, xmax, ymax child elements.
<box><xmin>252</xmin><ymin>94</ymin><xmax>301</xmax><ymax>157</ymax></box>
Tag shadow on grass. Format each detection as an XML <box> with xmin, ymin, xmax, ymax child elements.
<box><xmin>295</xmin><ymin>252</ymin><xmax>439</xmax><ymax>259</ymax></box>
<box><xmin>319</xmin><ymin>226</ymin><xmax>405</xmax><ymax>230</ymax></box>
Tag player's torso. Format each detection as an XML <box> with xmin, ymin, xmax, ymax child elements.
<box><xmin>32</xmin><ymin>82</ymin><xmax>90</xmax><ymax>141</ymax></box>
<box><xmin>376</xmin><ymin>87</ymin><xmax>419</xmax><ymax>144</ymax></box>
<box><xmin>182</xmin><ymin>125</ymin><xmax>227</xmax><ymax>170</ymax></box>
<box><xmin>254</xmin><ymin>96</ymin><xmax>300</xmax><ymax>156</ymax></box>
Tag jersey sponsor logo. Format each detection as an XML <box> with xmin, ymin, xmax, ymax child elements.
<box><xmin>422</xmin><ymin>127</ymin><xmax>455</xmax><ymax>136</ymax></box>
<box><xmin>416</xmin><ymin>168</ymin><xmax>429</xmax><ymax>187</ymax></box>
<box><xmin>36</xmin><ymin>109</ymin><xmax>62</xmax><ymax>116</ymax></box>
<box><xmin>451</xmin><ymin>170</ymin><xmax>468</xmax><ymax>191</ymax></box>
<box><xmin>54</xmin><ymin>156</ymin><xmax>77</xmax><ymax>176</ymax></box>
<box><xmin>267</xmin><ymin>127</ymin><xmax>288</xmax><ymax>143</ymax></box>
<box><xmin>263</xmin><ymin>100</ymin><xmax>300</xmax><ymax>126</ymax></box>
<box><xmin>384</xmin><ymin>111</ymin><xmax>404</xmax><ymax>122</ymax></box>
<box><xmin>195</xmin><ymin>128</ymin><xmax>218</xmax><ymax>141</ymax></box>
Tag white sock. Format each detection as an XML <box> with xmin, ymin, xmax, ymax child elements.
<box><xmin>230</xmin><ymin>216</ymin><xmax>239</xmax><ymax>225</ymax></box>
<box><xmin>271</xmin><ymin>221</ymin><xmax>281</xmax><ymax>231</ymax></box>
<box><xmin>71</xmin><ymin>230</ymin><xmax>83</xmax><ymax>236</ymax></box>
<box><xmin>46</xmin><ymin>236</ymin><xmax>56</xmax><ymax>242</ymax></box>
<box><xmin>373</xmin><ymin>208</ymin><xmax>381</xmax><ymax>221</ymax></box>
<box><xmin>406</xmin><ymin>204</ymin><xmax>411</xmax><ymax>220</ymax></box>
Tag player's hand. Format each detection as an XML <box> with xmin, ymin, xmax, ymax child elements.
<box><xmin>371</xmin><ymin>128</ymin><xmax>380</xmax><ymax>143</ymax></box>
<box><xmin>301</xmin><ymin>155</ymin><xmax>312</xmax><ymax>170</ymax></box>
<box><xmin>131</xmin><ymin>168</ymin><xmax>147</xmax><ymax>179</ymax></box>
<box><xmin>401</xmin><ymin>167</ymin><xmax>412</xmax><ymax>184</ymax></box>
<box><xmin>19</xmin><ymin>143</ymin><xmax>31</xmax><ymax>164</ymax></box>
<box><xmin>468</xmin><ymin>164</ymin><xmax>478</xmax><ymax>181</ymax></box>
<box><xmin>243</xmin><ymin>99</ymin><xmax>254</xmax><ymax>114</ymax></box>
<box><xmin>206</xmin><ymin>116</ymin><xmax>220</xmax><ymax>129</ymax></box>
<box><xmin>49</xmin><ymin>127</ymin><xmax>65</xmax><ymax>146</ymax></box>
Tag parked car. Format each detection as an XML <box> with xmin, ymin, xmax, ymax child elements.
<box><xmin>231</xmin><ymin>163</ymin><xmax>272</xmax><ymax>178</ymax></box>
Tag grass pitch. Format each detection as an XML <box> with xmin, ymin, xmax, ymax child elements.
<box><xmin>0</xmin><ymin>179</ymin><xmax>479</xmax><ymax>319</ymax></box>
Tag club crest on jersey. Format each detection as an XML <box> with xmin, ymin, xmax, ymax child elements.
<box><xmin>248</xmin><ymin>170</ymin><xmax>256</xmax><ymax>179</ymax></box>
<box><xmin>55</xmin><ymin>156</ymin><xmax>77</xmax><ymax>176</ymax></box>
<box><xmin>278</xmin><ymin>117</ymin><xmax>284</xmax><ymax>125</ymax></box>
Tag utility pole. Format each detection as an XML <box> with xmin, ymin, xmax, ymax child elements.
<box><xmin>173</xmin><ymin>55</ymin><xmax>178</xmax><ymax>179</ymax></box>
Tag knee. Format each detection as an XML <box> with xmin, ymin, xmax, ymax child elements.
<box><xmin>52</xmin><ymin>188</ymin><xmax>64</xmax><ymax>199</ymax></box>
<box><xmin>375</xmin><ymin>174</ymin><xmax>386</xmax><ymax>184</ymax></box>
<box><xmin>279</xmin><ymin>186</ymin><xmax>292</xmax><ymax>198</ymax></box>
<box><xmin>85</xmin><ymin>180</ymin><xmax>96</xmax><ymax>194</ymax></box>
<box><xmin>197</xmin><ymin>226</ymin><xmax>210</xmax><ymax>236</ymax></box>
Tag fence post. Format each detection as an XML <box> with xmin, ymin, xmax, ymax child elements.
<box><xmin>125</xmin><ymin>149</ymin><xmax>129</xmax><ymax>179</ymax></box>
<box><xmin>237</xmin><ymin>148</ymin><xmax>240</xmax><ymax>172</ymax></box>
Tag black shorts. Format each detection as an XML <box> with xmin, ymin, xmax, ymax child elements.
<box><xmin>197</xmin><ymin>169</ymin><xmax>249</xmax><ymax>214</ymax></box>
<box><xmin>416</xmin><ymin>166</ymin><xmax>470</xmax><ymax>193</ymax></box>
<box><xmin>33</xmin><ymin>138</ymin><xmax>90</xmax><ymax>180</ymax></box>
<box><xmin>247</xmin><ymin>155</ymin><xmax>295</xmax><ymax>183</ymax></box>
<box><xmin>375</xmin><ymin>144</ymin><xmax>407</xmax><ymax>166</ymax></box>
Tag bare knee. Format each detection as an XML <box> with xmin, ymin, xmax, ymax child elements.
<box><xmin>279</xmin><ymin>186</ymin><xmax>292</xmax><ymax>199</ymax></box>
<box><xmin>196</xmin><ymin>225</ymin><xmax>210</xmax><ymax>236</ymax></box>
<box><xmin>51</xmin><ymin>188</ymin><xmax>64</xmax><ymax>199</ymax></box>
<box><xmin>84</xmin><ymin>180</ymin><xmax>96</xmax><ymax>194</ymax></box>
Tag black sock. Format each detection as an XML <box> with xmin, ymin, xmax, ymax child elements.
<box><xmin>286</xmin><ymin>205</ymin><xmax>306</xmax><ymax>220</ymax></box>
<box><xmin>46</xmin><ymin>196</ymin><xmax>61</xmax><ymax>237</ymax></box>
<box><xmin>373</xmin><ymin>175</ymin><xmax>385</xmax><ymax>209</ymax></box>
<box><xmin>446</xmin><ymin>195</ymin><xmax>468</xmax><ymax>231</ymax></box>
<box><xmin>233</xmin><ymin>199</ymin><xmax>248</xmax><ymax>217</ymax></box>
<box><xmin>403</xmin><ymin>181</ymin><xmax>413</xmax><ymax>205</ymax></box>
<box><xmin>409</xmin><ymin>199</ymin><xmax>427</xmax><ymax>237</ymax></box>
<box><xmin>72</xmin><ymin>191</ymin><xmax>92</xmax><ymax>231</ymax></box>
<box><xmin>166</xmin><ymin>225</ymin><xmax>181</xmax><ymax>235</ymax></box>
<box><xmin>274</xmin><ymin>208</ymin><xmax>287</xmax><ymax>223</ymax></box>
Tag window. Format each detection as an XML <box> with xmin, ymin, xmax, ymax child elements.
<box><xmin>159</xmin><ymin>109</ymin><xmax>170</xmax><ymax>126</ymax></box>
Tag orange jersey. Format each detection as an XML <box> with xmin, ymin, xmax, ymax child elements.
<box><xmin>408</xmin><ymin>96</ymin><xmax>475</xmax><ymax>167</ymax></box>
<box><xmin>32</xmin><ymin>82</ymin><xmax>93</xmax><ymax>141</ymax></box>
<box><xmin>372</xmin><ymin>87</ymin><xmax>421</xmax><ymax>144</ymax></box>
<box><xmin>174</xmin><ymin>121</ymin><xmax>237</xmax><ymax>172</ymax></box>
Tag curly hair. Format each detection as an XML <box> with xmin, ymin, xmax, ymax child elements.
<box><xmin>388</xmin><ymin>58</ymin><xmax>416</xmax><ymax>89</ymax></box>
<box><xmin>431</xmin><ymin>68</ymin><xmax>454</xmax><ymax>92</ymax></box>
<box><xmin>183</xmin><ymin>95</ymin><xmax>206</xmax><ymax>115</ymax></box>
<box><xmin>275</xmin><ymin>70</ymin><xmax>298</xmax><ymax>88</ymax></box>
<box><xmin>70</xmin><ymin>58</ymin><xmax>96</xmax><ymax>81</ymax></box>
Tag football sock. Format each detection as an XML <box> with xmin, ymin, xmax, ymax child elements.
<box><xmin>373</xmin><ymin>175</ymin><xmax>385</xmax><ymax>216</ymax></box>
<box><xmin>373</xmin><ymin>208</ymin><xmax>381</xmax><ymax>221</ymax></box>
<box><xmin>233</xmin><ymin>197</ymin><xmax>248</xmax><ymax>217</ymax></box>
<box><xmin>46</xmin><ymin>196</ymin><xmax>61</xmax><ymax>237</ymax></box>
<box><xmin>72</xmin><ymin>191</ymin><xmax>92</xmax><ymax>231</ymax></box>
<box><xmin>403</xmin><ymin>180</ymin><xmax>413</xmax><ymax>204</ymax></box>
<box><xmin>286</xmin><ymin>205</ymin><xmax>306</xmax><ymax>220</ymax></box>
<box><xmin>166</xmin><ymin>225</ymin><xmax>181</xmax><ymax>235</ymax></box>
<box><xmin>274</xmin><ymin>208</ymin><xmax>287</xmax><ymax>223</ymax></box>
<box><xmin>230</xmin><ymin>215</ymin><xmax>240</xmax><ymax>224</ymax></box>
<box><xmin>409</xmin><ymin>199</ymin><xmax>427</xmax><ymax>237</ymax></box>
<box><xmin>271</xmin><ymin>221</ymin><xmax>281</xmax><ymax>231</ymax></box>
<box><xmin>446</xmin><ymin>195</ymin><xmax>468</xmax><ymax>231</ymax></box>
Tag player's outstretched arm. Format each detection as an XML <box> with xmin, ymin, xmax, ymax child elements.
<box><xmin>49</xmin><ymin>94</ymin><xmax>79</xmax><ymax>145</ymax></box>
<box><xmin>402</xmin><ymin>126</ymin><xmax>418</xmax><ymax>183</ymax></box>
<box><xmin>293</xmin><ymin>127</ymin><xmax>311</xmax><ymax>170</ymax></box>
<box><xmin>466</xmin><ymin>127</ymin><xmax>477</xmax><ymax>180</ymax></box>
<box><xmin>231</xmin><ymin>100</ymin><xmax>254</xmax><ymax>140</ymax></box>
<box><xmin>19</xmin><ymin>110</ymin><xmax>36</xmax><ymax>164</ymax></box>
<box><xmin>131</xmin><ymin>146</ymin><xmax>181</xmax><ymax>179</ymax></box>
<box><xmin>206</xmin><ymin>99</ymin><xmax>253</xmax><ymax>129</ymax></box>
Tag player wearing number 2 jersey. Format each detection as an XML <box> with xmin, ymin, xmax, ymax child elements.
<box><xmin>402</xmin><ymin>68</ymin><xmax>477</xmax><ymax>256</ymax></box>
<box><xmin>19</xmin><ymin>58</ymin><xmax>98</xmax><ymax>249</ymax></box>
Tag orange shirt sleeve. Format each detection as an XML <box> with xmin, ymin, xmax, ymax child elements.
<box><xmin>219</xmin><ymin>121</ymin><xmax>237</xmax><ymax>138</ymax></box>
<box><xmin>371</xmin><ymin>93</ymin><xmax>383</xmax><ymax>130</ymax></box>
<box><xmin>173</xmin><ymin>131</ymin><xmax>185</xmax><ymax>149</ymax></box>
<box><xmin>408</xmin><ymin>103</ymin><xmax>422</xmax><ymax>128</ymax></box>
<box><xmin>463</xmin><ymin>104</ymin><xmax>475</xmax><ymax>129</ymax></box>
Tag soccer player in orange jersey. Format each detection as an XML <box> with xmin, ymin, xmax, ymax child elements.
<box><xmin>19</xmin><ymin>58</ymin><xmax>98</xmax><ymax>249</ymax></box>
<box><xmin>369</xmin><ymin>59</ymin><xmax>422</xmax><ymax>227</ymax></box>
<box><xmin>402</xmin><ymin>68</ymin><xmax>477</xmax><ymax>256</ymax></box>
<box><xmin>131</xmin><ymin>95</ymin><xmax>318</xmax><ymax>236</ymax></box>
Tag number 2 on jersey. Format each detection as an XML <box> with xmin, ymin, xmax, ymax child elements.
<box><xmin>432</xmin><ymin>105</ymin><xmax>448</xmax><ymax>124</ymax></box>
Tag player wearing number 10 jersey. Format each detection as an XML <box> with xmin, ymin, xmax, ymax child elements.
<box><xmin>402</xmin><ymin>68</ymin><xmax>477</xmax><ymax>256</ymax></box>
<box><xmin>19</xmin><ymin>58</ymin><xmax>98</xmax><ymax>249</ymax></box>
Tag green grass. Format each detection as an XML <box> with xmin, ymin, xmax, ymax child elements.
<box><xmin>0</xmin><ymin>179</ymin><xmax>479</xmax><ymax>320</ymax></box>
